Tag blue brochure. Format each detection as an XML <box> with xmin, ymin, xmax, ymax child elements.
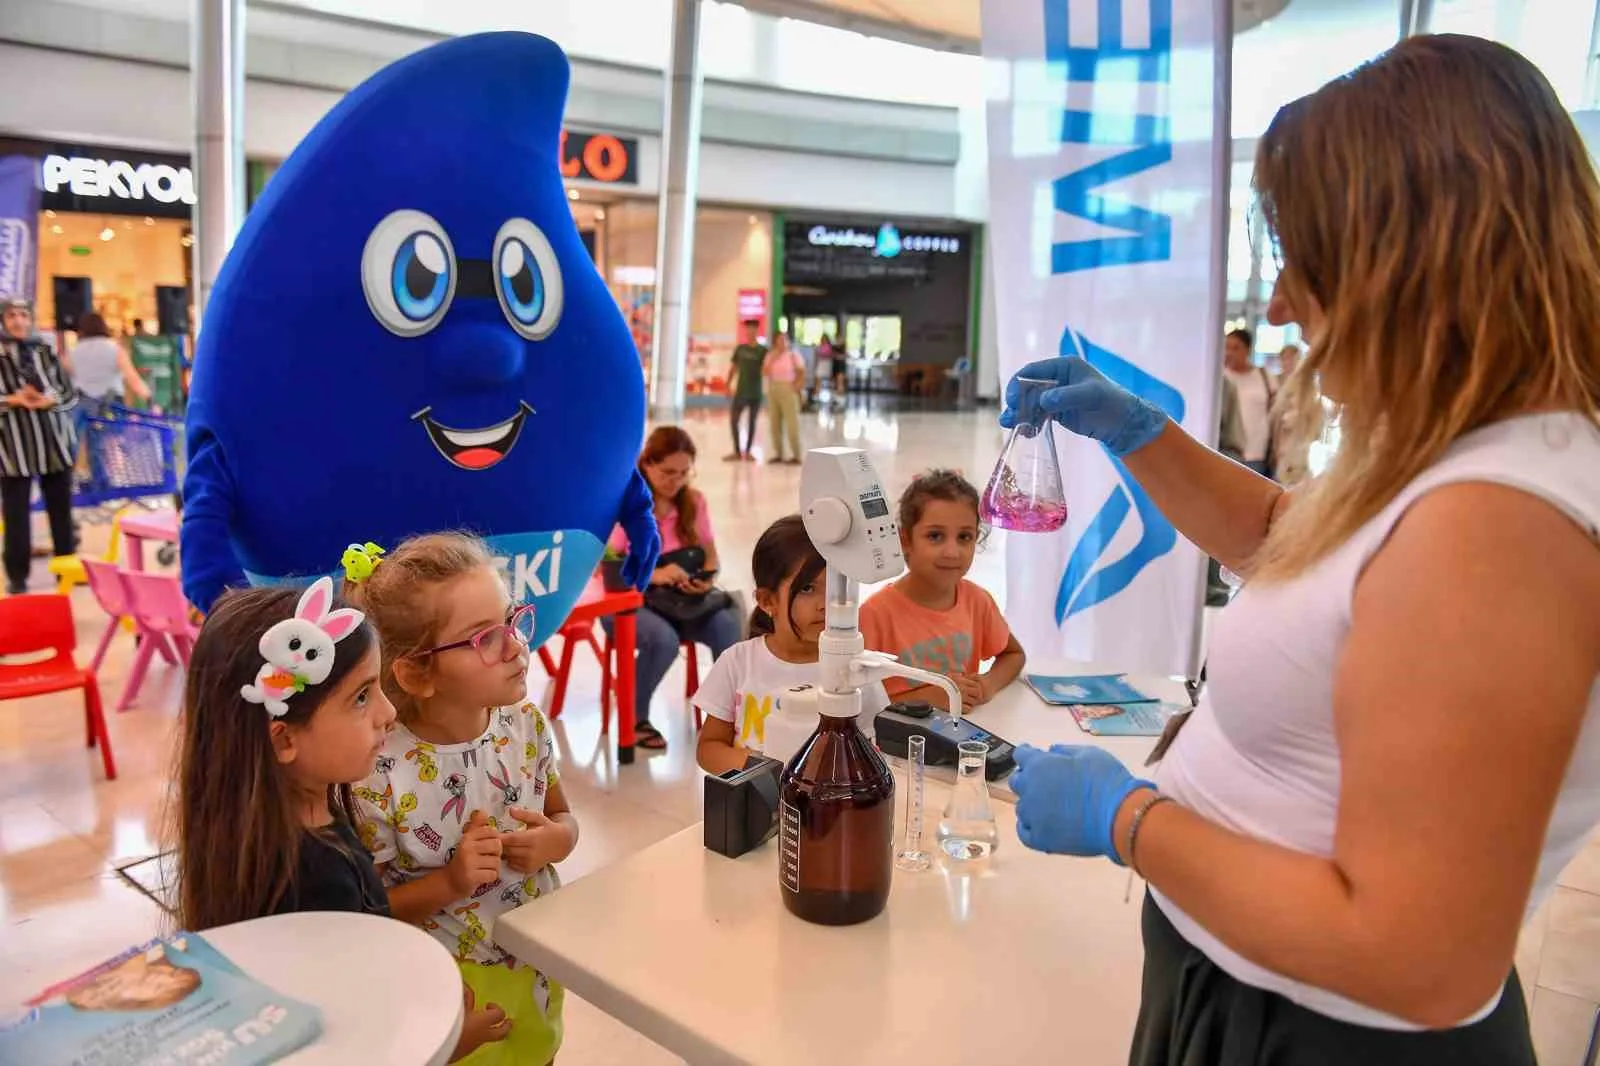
<box><xmin>0</xmin><ymin>933</ymin><xmax>322</xmax><ymax>1065</ymax></box>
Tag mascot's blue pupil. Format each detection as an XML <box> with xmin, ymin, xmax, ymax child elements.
<box><xmin>499</xmin><ymin>239</ymin><xmax>544</xmax><ymax>324</ymax></box>
<box><xmin>391</xmin><ymin>232</ymin><xmax>450</xmax><ymax>320</ymax></box>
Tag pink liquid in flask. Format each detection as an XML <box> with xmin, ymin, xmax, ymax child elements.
<box><xmin>980</xmin><ymin>488</ymin><xmax>1069</xmax><ymax>533</ymax></box>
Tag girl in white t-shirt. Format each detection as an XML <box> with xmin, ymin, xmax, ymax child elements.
<box><xmin>695</xmin><ymin>515</ymin><xmax>887</xmax><ymax>774</ymax></box>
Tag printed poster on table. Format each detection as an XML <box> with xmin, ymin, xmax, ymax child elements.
<box><xmin>981</xmin><ymin>0</ymin><xmax>1230</xmax><ymax>678</ymax></box>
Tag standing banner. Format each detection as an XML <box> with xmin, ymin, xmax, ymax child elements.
<box><xmin>981</xmin><ymin>0</ymin><xmax>1230</xmax><ymax>678</ymax></box>
<box><xmin>0</xmin><ymin>156</ymin><xmax>40</xmax><ymax>304</ymax></box>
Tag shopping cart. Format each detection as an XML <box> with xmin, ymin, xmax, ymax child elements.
<box><xmin>41</xmin><ymin>405</ymin><xmax>187</xmax><ymax>564</ymax></box>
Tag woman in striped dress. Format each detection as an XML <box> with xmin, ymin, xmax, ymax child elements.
<box><xmin>1</xmin><ymin>299</ymin><xmax>78</xmax><ymax>594</ymax></box>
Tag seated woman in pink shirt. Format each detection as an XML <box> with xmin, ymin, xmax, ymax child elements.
<box><xmin>607</xmin><ymin>426</ymin><xmax>742</xmax><ymax>751</ymax></box>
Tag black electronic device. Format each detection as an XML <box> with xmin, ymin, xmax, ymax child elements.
<box><xmin>703</xmin><ymin>754</ymin><xmax>784</xmax><ymax>858</ymax></box>
<box><xmin>874</xmin><ymin>702</ymin><xmax>1017</xmax><ymax>781</ymax></box>
<box><xmin>52</xmin><ymin>276</ymin><xmax>92</xmax><ymax>333</ymax></box>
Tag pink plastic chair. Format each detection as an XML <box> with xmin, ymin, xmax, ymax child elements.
<box><xmin>81</xmin><ymin>559</ymin><xmax>176</xmax><ymax>679</ymax></box>
<box><xmin>117</xmin><ymin>570</ymin><xmax>199</xmax><ymax>711</ymax></box>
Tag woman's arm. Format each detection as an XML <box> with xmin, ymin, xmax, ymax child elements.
<box><xmin>696</xmin><ymin>716</ymin><xmax>748</xmax><ymax>775</ymax></box>
<box><xmin>1122</xmin><ymin>423</ymin><xmax>1288</xmax><ymax>573</ymax></box>
<box><xmin>1118</xmin><ymin>483</ymin><xmax>1600</xmax><ymax>1025</ymax></box>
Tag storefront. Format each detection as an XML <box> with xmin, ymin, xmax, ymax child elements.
<box><xmin>778</xmin><ymin>215</ymin><xmax>978</xmax><ymax>396</ymax></box>
<box><xmin>0</xmin><ymin>138</ymin><xmax>195</xmax><ymax>341</ymax></box>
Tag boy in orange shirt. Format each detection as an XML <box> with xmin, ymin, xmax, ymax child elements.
<box><xmin>860</xmin><ymin>470</ymin><xmax>1026</xmax><ymax>712</ymax></box>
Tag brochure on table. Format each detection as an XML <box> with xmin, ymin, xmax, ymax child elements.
<box><xmin>0</xmin><ymin>932</ymin><xmax>322</xmax><ymax>1066</ymax></box>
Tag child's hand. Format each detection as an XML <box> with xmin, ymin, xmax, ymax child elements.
<box><xmin>449</xmin><ymin>985</ymin><xmax>511</xmax><ymax>1062</ymax></box>
<box><xmin>501</xmin><ymin>807</ymin><xmax>576</xmax><ymax>874</ymax></box>
<box><xmin>446</xmin><ymin>810</ymin><xmax>503</xmax><ymax>895</ymax></box>
<box><xmin>951</xmin><ymin>673</ymin><xmax>986</xmax><ymax>711</ymax></box>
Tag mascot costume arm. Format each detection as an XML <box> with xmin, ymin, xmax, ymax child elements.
<box><xmin>182</xmin><ymin>32</ymin><xmax>658</xmax><ymax>636</ymax></box>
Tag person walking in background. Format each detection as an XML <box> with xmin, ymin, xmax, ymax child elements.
<box><xmin>724</xmin><ymin>319</ymin><xmax>766</xmax><ymax>462</ymax></box>
<box><xmin>1223</xmin><ymin>328</ymin><xmax>1277</xmax><ymax>477</ymax></box>
<box><xmin>1271</xmin><ymin>342</ymin><xmax>1322</xmax><ymax>487</ymax></box>
<box><xmin>0</xmin><ymin>298</ymin><xmax>78</xmax><ymax>594</ymax></box>
<box><xmin>1207</xmin><ymin>372</ymin><xmax>1248</xmax><ymax>606</ymax></box>
<box><xmin>763</xmin><ymin>334</ymin><xmax>806</xmax><ymax>465</ymax></box>
<box><xmin>70</xmin><ymin>313</ymin><xmax>152</xmax><ymax>414</ymax></box>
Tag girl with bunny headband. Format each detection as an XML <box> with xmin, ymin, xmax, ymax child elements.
<box><xmin>174</xmin><ymin>579</ymin><xmax>516</xmax><ymax>1062</ymax></box>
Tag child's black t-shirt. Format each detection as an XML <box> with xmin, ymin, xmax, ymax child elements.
<box><xmin>273</xmin><ymin>814</ymin><xmax>391</xmax><ymax>917</ymax></box>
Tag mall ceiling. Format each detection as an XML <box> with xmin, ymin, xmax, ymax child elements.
<box><xmin>736</xmin><ymin>0</ymin><xmax>1296</xmax><ymax>53</ymax></box>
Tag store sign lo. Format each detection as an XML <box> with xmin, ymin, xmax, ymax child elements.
<box><xmin>42</xmin><ymin>155</ymin><xmax>197</xmax><ymax>207</ymax></box>
<box><xmin>806</xmin><ymin>223</ymin><xmax>961</xmax><ymax>257</ymax></box>
<box><xmin>559</xmin><ymin>130</ymin><xmax>638</xmax><ymax>185</ymax></box>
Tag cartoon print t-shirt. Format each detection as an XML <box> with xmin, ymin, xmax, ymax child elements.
<box><xmin>354</xmin><ymin>702</ymin><xmax>560</xmax><ymax>968</ymax></box>
<box><xmin>693</xmin><ymin>636</ymin><xmax>889</xmax><ymax>751</ymax></box>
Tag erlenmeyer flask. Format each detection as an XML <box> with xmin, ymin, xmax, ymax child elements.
<box><xmin>937</xmin><ymin>740</ymin><xmax>999</xmax><ymax>863</ymax></box>
<box><xmin>981</xmin><ymin>377</ymin><xmax>1068</xmax><ymax>532</ymax></box>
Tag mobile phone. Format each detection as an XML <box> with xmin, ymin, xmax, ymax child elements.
<box><xmin>695</xmin><ymin>569</ymin><xmax>718</xmax><ymax>582</ymax></box>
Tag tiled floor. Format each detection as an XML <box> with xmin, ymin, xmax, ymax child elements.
<box><xmin>1</xmin><ymin>401</ymin><xmax>1597</xmax><ymax>1064</ymax></box>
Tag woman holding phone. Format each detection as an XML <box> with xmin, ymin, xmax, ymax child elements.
<box><xmin>607</xmin><ymin>427</ymin><xmax>742</xmax><ymax>751</ymax></box>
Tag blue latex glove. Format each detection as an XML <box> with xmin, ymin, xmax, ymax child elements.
<box><xmin>616</xmin><ymin>468</ymin><xmax>661</xmax><ymax>591</ymax></box>
<box><xmin>1009</xmin><ymin>744</ymin><xmax>1155</xmax><ymax>863</ymax></box>
<box><xmin>999</xmin><ymin>357</ymin><xmax>1167</xmax><ymax>457</ymax></box>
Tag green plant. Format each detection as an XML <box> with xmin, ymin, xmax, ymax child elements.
<box><xmin>601</xmin><ymin>545</ymin><xmax>626</xmax><ymax>562</ymax></box>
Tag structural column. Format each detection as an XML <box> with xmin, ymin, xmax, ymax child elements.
<box><xmin>191</xmin><ymin>0</ymin><xmax>246</xmax><ymax>330</ymax></box>
<box><xmin>649</xmin><ymin>0</ymin><xmax>705</xmax><ymax>419</ymax></box>
<box><xmin>1399</xmin><ymin>0</ymin><xmax>1435</xmax><ymax>37</ymax></box>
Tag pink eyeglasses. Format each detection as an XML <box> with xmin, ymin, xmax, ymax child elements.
<box><xmin>415</xmin><ymin>604</ymin><xmax>536</xmax><ymax>665</ymax></box>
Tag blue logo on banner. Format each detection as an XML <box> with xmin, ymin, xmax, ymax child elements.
<box><xmin>1055</xmin><ymin>330</ymin><xmax>1184</xmax><ymax>622</ymax></box>
<box><xmin>1044</xmin><ymin>0</ymin><xmax>1183</xmax><ymax>622</ymax></box>
<box><xmin>874</xmin><ymin>223</ymin><xmax>902</xmax><ymax>258</ymax></box>
<box><xmin>246</xmin><ymin>527</ymin><xmax>603</xmax><ymax>649</ymax></box>
<box><xmin>1046</xmin><ymin>0</ymin><xmax>1174</xmax><ymax>275</ymax></box>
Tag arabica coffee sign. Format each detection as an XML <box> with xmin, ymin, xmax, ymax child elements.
<box><xmin>39</xmin><ymin>146</ymin><xmax>197</xmax><ymax>219</ymax></box>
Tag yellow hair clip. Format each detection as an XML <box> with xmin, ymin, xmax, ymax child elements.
<box><xmin>341</xmin><ymin>542</ymin><xmax>386</xmax><ymax>584</ymax></box>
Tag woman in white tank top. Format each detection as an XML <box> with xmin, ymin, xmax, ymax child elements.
<box><xmin>1002</xmin><ymin>36</ymin><xmax>1600</xmax><ymax>1065</ymax></box>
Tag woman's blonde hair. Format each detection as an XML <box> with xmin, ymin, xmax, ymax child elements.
<box><xmin>342</xmin><ymin>532</ymin><xmax>495</xmax><ymax>722</ymax></box>
<box><xmin>1253</xmin><ymin>34</ymin><xmax>1600</xmax><ymax>578</ymax></box>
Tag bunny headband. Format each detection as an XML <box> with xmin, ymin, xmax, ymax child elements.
<box><xmin>240</xmin><ymin>577</ymin><xmax>366</xmax><ymax>717</ymax></box>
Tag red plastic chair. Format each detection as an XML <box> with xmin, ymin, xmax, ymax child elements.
<box><xmin>542</xmin><ymin>624</ymin><xmax>705</xmax><ymax>734</ymax></box>
<box><xmin>0</xmin><ymin>594</ymin><xmax>115</xmax><ymax>780</ymax></box>
<box><xmin>117</xmin><ymin>570</ymin><xmax>199</xmax><ymax>711</ymax></box>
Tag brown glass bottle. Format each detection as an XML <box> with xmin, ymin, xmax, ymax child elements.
<box><xmin>778</xmin><ymin>710</ymin><xmax>895</xmax><ymax>926</ymax></box>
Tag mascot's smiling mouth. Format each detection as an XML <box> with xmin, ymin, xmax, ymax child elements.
<box><xmin>412</xmin><ymin>401</ymin><xmax>535</xmax><ymax>471</ymax></box>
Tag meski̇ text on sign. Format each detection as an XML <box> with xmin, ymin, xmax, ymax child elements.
<box><xmin>981</xmin><ymin>0</ymin><xmax>1225</xmax><ymax>676</ymax></box>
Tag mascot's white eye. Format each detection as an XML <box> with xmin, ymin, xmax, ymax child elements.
<box><xmin>492</xmin><ymin>218</ymin><xmax>564</xmax><ymax>341</ymax></box>
<box><xmin>362</xmin><ymin>209</ymin><xmax>457</xmax><ymax>337</ymax></box>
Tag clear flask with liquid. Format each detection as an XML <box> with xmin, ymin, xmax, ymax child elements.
<box><xmin>778</xmin><ymin>707</ymin><xmax>895</xmax><ymax>926</ymax></box>
<box><xmin>937</xmin><ymin>740</ymin><xmax>1000</xmax><ymax>863</ymax></box>
<box><xmin>981</xmin><ymin>376</ymin><xmax>1069</xmax><ymax>533</ymax></box>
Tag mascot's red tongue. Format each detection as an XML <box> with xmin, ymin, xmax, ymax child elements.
<box><xmin>453</xmin><ymin>448</ymin><xmax>503</xmax><ymax>470</ymax></box>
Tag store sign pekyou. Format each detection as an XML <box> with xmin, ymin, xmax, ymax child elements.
<box><xmin>805</xmin><ymin>222</ymin><xmax>961</xmax><ymax>258</ymax></box>
<box><xmin>38</xmin><ymin>146</ymin><xmax>197</xmax><ymax>219</ymax></box>
<box><xmin>559</xmin><ymin>129</ymin><xmax>639</xmax><ymax>186</ymax></box>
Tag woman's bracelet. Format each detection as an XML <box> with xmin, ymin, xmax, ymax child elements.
<box><xmin>1125</xmin><ymin>792</ymin><xmax>1174</xmax><ymax>878</ymax></box>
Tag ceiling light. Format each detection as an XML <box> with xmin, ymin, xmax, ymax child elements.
<box><xmin>144</xmin><ymin>216</ymin><xmax>155</xmax><ymax>226</ymax></box>
<box><xmin>44</xmin><ymin>209</ymin><xmax>55</xmax><ymax>218</ymax></box>
<box><xmin>99</xmin><ymin>226</ymin><xmax>115</xmax><ymax>242</ymax></box>
<box><xmin>594</xmin><ymin>208</ymin><xmax>606</xmax><ymax>220</ymax></box>
<box><xmin>49</xmin><ymin>224</ymin><xmax>62</xmax><ymax>235</ymax></box>
<box><xmin>180</xmin><ymin>234</ymin><xmax>194</xmax><ymax>247</ymax></box>
<box><xmin>567</xmin><ymin>188</ymin><xmax>579</xmax><ymax>201</ymax></box>
<box><xmin>748</xmin><ymin>214</ymin><xmax>758</xmax><ymax>224</ymax></box>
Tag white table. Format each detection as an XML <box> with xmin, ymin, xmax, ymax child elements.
<box><xmin>496</xmin><ymin>763</ymin><xmax>1153</xmax><ymax>1065</ymax></box>
<box><xmin>207</xmin><ymin>911</ymin><xmax>463</xmax><ymax>1066</ymax></box>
